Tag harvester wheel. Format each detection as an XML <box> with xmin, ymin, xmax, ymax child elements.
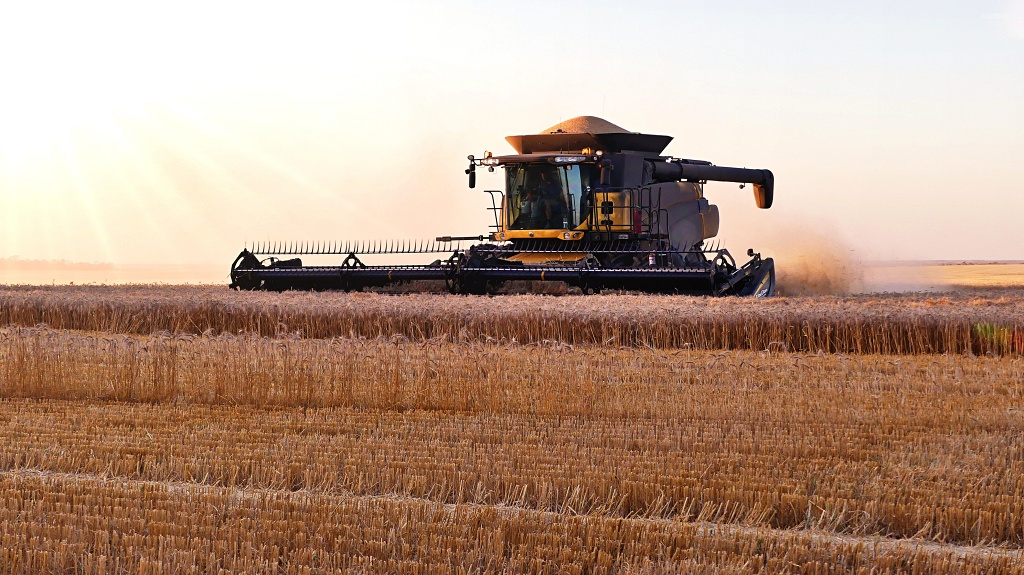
<box><xmin>229</xmin><ymin>250</ymin><xmax>264</xmax><ymax>290</ymax></box>
<box><xmin>443</xmin><ymin>252</ymin><xmax>463</xmax><ymax>294</ymax></box>
<box><xmin>577</xmin><ymin>254</ymin><xmax>602</xmax><ymax>295</ymax></box>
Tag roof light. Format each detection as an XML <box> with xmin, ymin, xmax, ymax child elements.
<box><xmin>553</xmin><ymin>156</ymin><xmax>588</xmax><ymax>163</ymax></box>
<box><xmin>481</xmin><ymin>157</ymin><xmax>500</xmax><ymax>166</ymax></box>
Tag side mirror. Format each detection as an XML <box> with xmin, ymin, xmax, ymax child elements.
<box><xmin>466</xmin><ymin>157</ymin><xmax>476</xmax><ymax>189</ymax></box>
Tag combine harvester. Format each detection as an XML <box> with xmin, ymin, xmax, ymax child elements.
<box><xmin>230</xmin><ymin>117</ymin><xmax>776</xmax><ymax>296</ymax></box>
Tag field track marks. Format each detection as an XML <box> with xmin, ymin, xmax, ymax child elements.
<box><xmin>5</xmin><ymin>467</ymin><xmax>1021</xmax><ymax>562</ymax></box>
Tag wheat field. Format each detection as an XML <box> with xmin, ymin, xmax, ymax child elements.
<box><xmin>0</xmin><ymin>286</ymin><xmax>1021</xmax><ymax>354</ymax></box>
<box><xmin>0</xmin><ymin>287</ymin><xmax>1022</xmax><ymax>573</ymax></box>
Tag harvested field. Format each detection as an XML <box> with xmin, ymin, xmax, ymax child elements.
<box><xmin>864</xmin><ymin>262</ymin><xmax>1024</xmax><ymax>291</ymax></box>
<box><xmin>0</xmin><ymin>287</ymin><xmax>1022</xmax><ymax>573</ymax></box>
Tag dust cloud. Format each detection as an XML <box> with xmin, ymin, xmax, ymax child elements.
<box><xmin>756</xmin><ymin>225</ymin><xmax>864</xmax><ymax>296</ymax></box>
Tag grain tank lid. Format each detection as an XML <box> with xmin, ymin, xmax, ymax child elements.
<box><xmin>505</xmin><ymin>116</ymin><xmax>673</xmax><ymax>155</ymax></box>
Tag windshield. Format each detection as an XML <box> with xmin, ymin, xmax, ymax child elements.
<box><xmin>506</xmin><ymin>163</ymin><xmax>595</xmax><ymax>230</ymax></box>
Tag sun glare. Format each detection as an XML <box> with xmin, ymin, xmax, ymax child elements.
<box><xmin>0</xmin><ymin>3</ymin><xmax>385</xmax><ymax>264</ymax></box>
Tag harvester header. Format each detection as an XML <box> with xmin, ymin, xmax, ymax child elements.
<box><xmin>231</xmin><ymin>116</ymin><xmax>776</xmax><ymax>296</ymax></box>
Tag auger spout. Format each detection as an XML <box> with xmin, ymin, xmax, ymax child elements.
<box><xmin>653</xmin><ymin>162</ymin><xmax>774</xmax><ymax>209</ymax></box>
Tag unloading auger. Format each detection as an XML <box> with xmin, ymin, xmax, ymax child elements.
<box><xmin>230</xmin><ymin>116</ymin><xmax>776</xmax><ymax>296</ymax></box>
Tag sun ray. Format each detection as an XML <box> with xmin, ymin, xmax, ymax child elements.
<box><xmin>58</xmin><ymin>131</ymin><xmax>115</xmax><ymax>264</ymax></box>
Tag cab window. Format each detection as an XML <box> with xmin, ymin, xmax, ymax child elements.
<box><xmin>506</xmin><ymin>164</ymin><xmax>592</xmax><ymax>230</ymax></box>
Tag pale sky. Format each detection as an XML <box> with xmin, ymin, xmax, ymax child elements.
<box><xmin>1</xmin><ymin>0</ymin><xmax>1022</xmax><ymax>269</ymax></box>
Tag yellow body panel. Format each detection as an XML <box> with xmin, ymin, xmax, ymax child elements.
<box><xmin>583</xmin><ymin>190</ymin><xmax>633</xmax><ymax>231</ymax></box>
<box><xmin>506</xmin><ymin>252</ymin><xmax>589</xmax><ymax>264</ymax></box>
<box><xmin>495</xmin><ymin>230</ymin><xmax>585</xmax><ymax>241</ymax></box>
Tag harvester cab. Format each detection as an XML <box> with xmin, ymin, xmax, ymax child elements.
<box><xmin>231</xmin><ymin>116</ymin><xmax>776</xmax><ymax>296</ymax></box>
